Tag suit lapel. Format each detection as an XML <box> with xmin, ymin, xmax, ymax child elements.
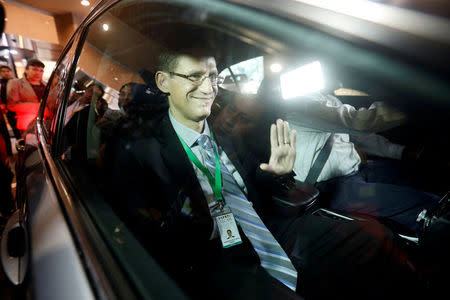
<box><xmin>157</xmin><ymin>116</ymin><xmax>211</xmax><ymax>218</ymax></box>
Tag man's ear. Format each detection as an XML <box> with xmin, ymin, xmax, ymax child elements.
<box><xmin>155</xmin><ymin>71</ymin><xmax>170</xmax><ymax>94</ymax></box>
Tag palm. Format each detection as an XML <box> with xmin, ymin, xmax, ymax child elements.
<box><xmin>260</xmin><ymin>119</ymin><xmax>297</xmax><ymax>175</ymax></box>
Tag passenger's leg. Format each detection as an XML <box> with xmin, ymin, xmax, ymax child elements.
<box><xmin>320</xmin><ymin>175</ymin><xmax>439</xmax><ymax>233</ymax></box>
<box><xmin>269</xmin><ymin>214</ymin><xmax>424</xmax><ymax>299</ymax></box>
<box><xmin>359</xmin><ymin>159</ymin><xmax>419</xmax><ymax>187</ymax></box>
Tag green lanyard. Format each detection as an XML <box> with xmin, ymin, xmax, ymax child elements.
<box><xmin>176</xmin><ymin>131</ymin><xmax>223</xmax><ymax>202</ymax></box>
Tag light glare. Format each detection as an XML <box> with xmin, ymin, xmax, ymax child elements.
<box><xmin>270</xmin><ymin>63</ymin><xmax>283</xmax><ymax>73</ymax></box>
<box><xmin>102</xmin><ymin>23</ymin><xmax>109</xmax><ymax>31</ymax></box>
<box><xmin>280</xmin><ymin>61</ymin><xmax>324</xmax><ymax>100</ymax></box>
<box><xmin>81</xmin><ymin>0</ymin><xmax>90</xmax><ymax>6</ymax></box>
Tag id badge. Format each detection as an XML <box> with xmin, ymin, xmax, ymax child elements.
<box><xmin>215</xmin><ymin>212</ymin><xmax>242</xmax><ymax>248</ymax></box>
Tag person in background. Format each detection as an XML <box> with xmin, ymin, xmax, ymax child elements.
<box><xmin>0</xmin><ymin>65</ymin><xmax>13</xmax><ymax>106</ymax></box>
<box><xmin>0</xmin><ymin>66</ymin><xmax>16</xmax><ymax>219</ymax></box>
<box><xmin>63</xmin><ymin>84</ymin><xmax>105</xmax><ymax>161</ymax></box>
<box><xmin>65</xmin><ymin>84</ymin><xmax>104</xmax><ymax>125</ymax></box>
<box><xmin>100</xmin><ymin>82</ymin><xmax>138</xmax><ymax>124</ymax></box>
<box><xmin>0</xmin><ymin>65</ymin><xmax>15</xmax><ymax>156</ymax></box>
<box><xmin>7</xmin><ymin>58</ymin><xmax>46</xmax><ymax>133</ymax></box>
<box><xmin>118</xmin><ymin>82</ymin><xmax>137</xmax><ymax>116</ymax></box>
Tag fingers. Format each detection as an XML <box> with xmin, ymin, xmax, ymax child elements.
<box><xmin>276</xmin><ymin>119</ymin><xmax>284</xmax><ymax>146</ymax></box>
<box><xmin>259</xmin><ymin>163</ymin><xmax>271</xmax><ymax>172</ymax></box>
<box><xmin>270</xmin><ymin>124</ymin><xmax>277</xmax><ymax>149</ymax></box>
<box><xmin>283</xmin><ymin>121</ymin><xmax>290</xmax><ymax>145</ymax></box>
<box><xmin>290</xmin><ymin>129</ymin><xmax>297</xmax><ymax>149</ymax></box>
<box><xmin>273</xmin><ymin>119</ymin><xmax>293</xmax><ymax>146</ymax></box>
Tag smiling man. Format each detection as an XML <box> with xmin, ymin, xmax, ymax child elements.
<box><xmin>156</xmin><ymin>55</ymin><xmax>218</xmax><ymax>132</ymax></box>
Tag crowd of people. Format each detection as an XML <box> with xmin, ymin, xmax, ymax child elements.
<box><xmin>0</xmin><ymin>59</ymin><xmax>47</xmax><ymax>221</ymax></box>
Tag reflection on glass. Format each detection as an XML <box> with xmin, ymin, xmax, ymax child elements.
<box><xmin>280</xmin><ymin>61</ymin><xmax>324</xmax><ymax>99</ymax></box>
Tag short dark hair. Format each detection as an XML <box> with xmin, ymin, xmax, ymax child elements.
<box><xmin>0</xmin><ymin>65</ymin><xmax>11</xmax><ymax>71</ymax></box>
<box><xmin>157</xmin><ymin>52</ymin><xmax>180</xmax><ymax>73</ymax></box>
<box><xmin>157</xmin><ymin>47</ymin><xmax>217</xmax><ymax>73</ymax></box>
<box><xmin>26</xmin><ymin>58</ymin><xmax>45</xmax><ymax>69</ymax></box>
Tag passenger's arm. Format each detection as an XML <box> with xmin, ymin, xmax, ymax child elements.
<box><xmin>310</xmin><ymin>94</ymin><xmax>407</xmax><ymax>132</ymax></box>
<box><xmin>350</xmin><ymin>133</ymin><xmax>405</xmax><ymax>160</ymax></box>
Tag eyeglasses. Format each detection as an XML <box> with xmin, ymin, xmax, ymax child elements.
<box><xmin>169</xmin><ymin>71</ymin><xmax>224</xmax><ymax>85</ymax></box>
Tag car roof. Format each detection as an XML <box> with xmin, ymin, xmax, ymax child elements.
<box><xmin>83</xmin><ymin>0</ymin><xmax>449</xmax><ymax>77</ymax></box>
<box><xmin>228</xmin><ymin>0</ymin><xmax>450</xmax><ymax>77</ymax></box>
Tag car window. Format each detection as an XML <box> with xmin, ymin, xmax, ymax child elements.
<box><xmin>42</xmin><ymin>37</ymin><xmax>80</xmax><ymax>145</ymax></box>
<box><xmin>219</xmin><ymin>56</ymin><xmax>264</xmax><ymax>94</ymax></box>
<box><xmin>54</xmin><ymin>0</ymin><xmax>449</xmax><ymax>299</ymax></box>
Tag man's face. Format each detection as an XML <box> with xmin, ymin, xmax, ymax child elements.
<box><xmin>0</xmin><ymin>68</ymin><xmax>12</xmax><ymax>79</ymax></box>
<box><xmin>118</xmin><ymin>85</ymin><xmax>132</xmax><ymax>109</ymax></box>
<box><xmin>81</xmin><ymin>86</ymin><xmax>102</xmax><ymax>105</ymax></box>
<box><xmin>214</xmin><ymin>95</ymin><xmax>262</xmax><ymax>138</ymax></box>
<box><xmin>164</xmin><ymin>55</ymin><xmax>218</xmax><ymax>124</ymax></box>
<box><xmin>25</xmin><ymin>65</ymin><xmax>44</xmax><ymax>82</ymax></box>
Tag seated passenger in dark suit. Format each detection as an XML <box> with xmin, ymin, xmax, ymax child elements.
<box><xmin>105</xmin><ymin>49</ymin><xmax>425</xmax><ymax>300</ymax></box>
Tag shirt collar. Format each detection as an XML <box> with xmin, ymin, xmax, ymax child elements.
<box><xmin>168</xmin><ymin>109</ymin><xmax>210</xmax><ymax>147</ymax></box>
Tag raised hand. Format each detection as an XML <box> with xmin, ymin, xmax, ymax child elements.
<box><xmin>260</xmin><ymin>119</ymin><xmax>297</xmax><ymax>175</ymax></box>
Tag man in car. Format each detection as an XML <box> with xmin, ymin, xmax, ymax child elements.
<box><xmin>107</xmin><ymin>48</ymin><xmax>424</xmax><ymax>300</ymax></box>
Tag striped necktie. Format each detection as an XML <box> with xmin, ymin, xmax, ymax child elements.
<box><xmin>197</xmin><ymin>134</ymin><xmax>298</xmax><ymax>291</ymax></box>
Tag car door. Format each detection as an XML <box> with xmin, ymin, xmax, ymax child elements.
<box><xmin>0</xmin><ymin>26</ymin><xmax>99</xmax><ymax>300</ymax></box>
<box><xmin>2</xmin><ymin>1</ymin><xmax>448</xmax><ymax>299</ymax></box>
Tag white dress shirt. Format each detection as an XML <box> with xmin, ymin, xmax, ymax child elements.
<box><xmin>287</xmin><ymin>93</ymin><xmax>405</xmax><ymax>182</ymax></box>
<box><xmin>169</xmin><ymin>110</ymin><xmax>247</xmax><ymax>204</ymax></box>
<box><xmin>290</xmin><ymin>124</ymin><xmax>361</xmax><ymax>182</ymax></box>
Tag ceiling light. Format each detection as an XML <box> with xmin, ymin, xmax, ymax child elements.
<box><xmin>81</xmin><ymin>0</ymin><xmax>90</xmax><ymax>6</ymax></box>
<box><xmin>102</xmin><ymin>23</ymin><xmax>109</xmax><ymax>31</ymax></box>
<box><xmin>270</xmin><ymin>63</ymin><xmax>283</xmax><ymax>73</ymax></box>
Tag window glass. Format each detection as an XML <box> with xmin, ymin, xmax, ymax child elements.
<box><xmin>57</xmin><ymin>0</ymin><xmax>449</xmax><ymax>299</ymax></box>
<box><xmin>219</xmin><ymin>56</ymin><xmax>264</xmax><ymax>94</ymax></box>
<box><xmin>43</xmin><ymin>38</ymin><xmax>79</xmax><ymax>144</ymax></box>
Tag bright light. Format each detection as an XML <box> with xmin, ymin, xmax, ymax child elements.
<box><xmin>80</xmin><ymin>0</ymin><xmax>90</xmax><ymax>6</ymax></box>
<box><xmin>270</xmin><ymin>63</ymin><xmax>283</xmax><ymax>73</ymax></box>
<box><xmin>102</xmin><ymin>23</ymin><xmax>109</xmax><ymax>31</ymax></box>
<box><xmin>42</xmin><ymin>60</ymin><xmax>56</xmax><ymax>82</ymax></box>
<box><xmin>280</xmin><ymin>61</ymin><xmax>324</xmax><ymax>100</ymax></box>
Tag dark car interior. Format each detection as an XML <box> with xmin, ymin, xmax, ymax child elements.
<box><xmin>31</xmin><ymin>0</ymin><xmax>450</xmax><ymax>299</ymax></box>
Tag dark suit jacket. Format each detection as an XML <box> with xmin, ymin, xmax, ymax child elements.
<box><xmin>105</xmin><ymin>114</ymin><xmax>301</xmax><ymax>299</ymax></box>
